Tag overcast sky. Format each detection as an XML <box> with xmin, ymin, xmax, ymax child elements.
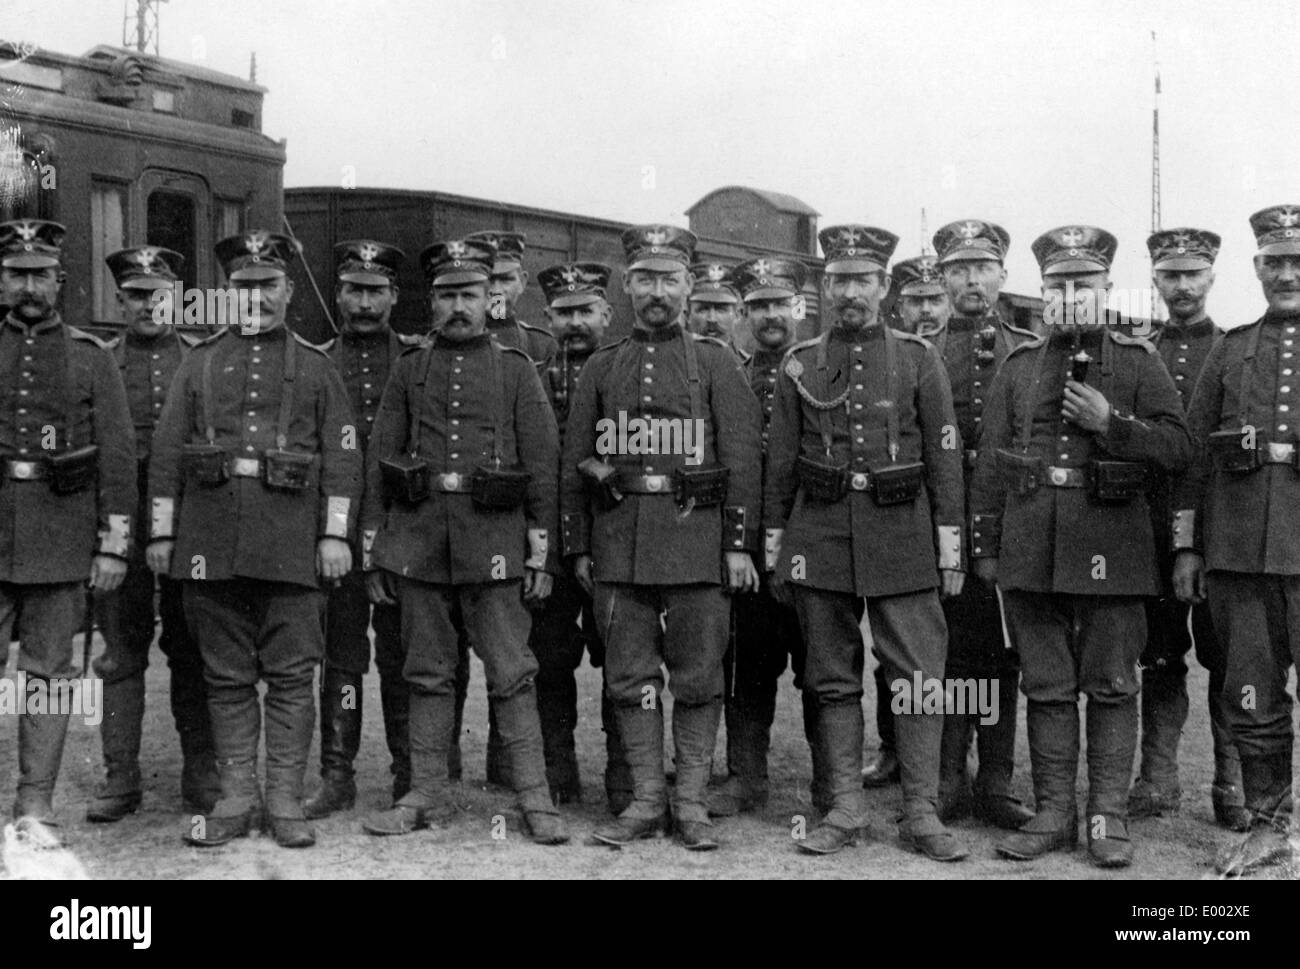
<box><xmin>8</xmin><ymin>0</ymin><xmax>1299</xmax><ymax>323</ymax></box>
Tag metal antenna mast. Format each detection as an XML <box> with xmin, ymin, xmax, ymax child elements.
<box><xmin>123</xmin><ymin>0</ymin><xmax>166</xmax><ymax>55</ymax></box>
<box><xmin>1151</xmin><ymin>30</ymin><xmax>1161</xmax><ymax>234</ymax></box>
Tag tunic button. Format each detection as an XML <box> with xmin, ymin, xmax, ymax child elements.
<box><xmin>455</xmin><ymin>355</ymin><xmax>464</xmax><ymax>362</ymax></box>
<box><xmin>1060</xmin><ymin>435</ymin><xmax>1069</xmax><ymax>442</ymax></box>
<box><xmin>1176</xmin><ymin>357</ymin><xmax>1186</xmax><ymax>364</ymax></box>
<box><xmin>248</xmin><ymin>410</ymin><xmax>256</xmax><ymax>417</ymax></box>
<box><xmin>451</xmin><ymin>434</ymin><xmax>459</xmax><ymax>441</ymax></box>
<box><xmin>646</xmin><ymin>347</ymin><xmax>655</xmax><ymax>353</ymax></box>
<box><xmin>855</xmin><ymin>424</ymin><xmax>863</xmax><ymax>430</ymax></box>
<box><xmin>246</xmin><ymin>445</ymin><xmax>255</xmax><ymax>452</ymax></box>
<box><xmin>1280</xmin><ymin>424</ymin><xmax>1290</xmax><ymax>432</ymax></box>
<box><xmin>249</xmin><ymin>425</ymin><xmax>258</xmax><ymax>432</ymax></box>
<box><xmin>452</xmin><ymin>401</ymin><xmax>460</xmax><ymax>408</ymax></box>
<box><xmin>365</xmin><ymin>383</ymin><xmax>374</xmax><ymax>390</ymax></box>
<box><xmin>453</xmin><ymin>368</ymin><xmax>462</xmax><ymax>374</ymax></box>
<box><xmin>1283</xmin><ymin>386</ymin><xmax>1292</xmax><ymax>394</ymax></box>
<box><xmin>1176</xmin><ymin>374</ymin><xmax>1185</xmax><ymax>380</ymax></box>
<box><xmin>253</xmin><ymin>345</ymin><xmax>262</xmax><ymax>351</ymax></box>
<box><xmin>1286</xmin><ymin>369</ymin><xmax>1295</xmax><ymax>376</ymax></box>
<box><xmin>252</xmin><ymin>374</ymin><xmax>261</xmax><ymax>380</ymax></box>
<box><xmin>973</xmin><ymin>398</ymin><xmax>982</xmax><ymax>405</ymax></box>
<box><xmin>1060</xmin><ymin>453</ymin><xmax>1069</xmax><ymax>460</ymax></box>
<box><xmin>361</xmin><ymin>352</ymin><xmax>369</xmax><ymax>359</ymax></box>
<box><xmin>250</xmin><ymin>391</ymin><xmax>259</xmax><ymax>398</ymax></box>
<box><xmin>450</xmin><ymin>384</ymin><xmax>459</xmax><ymax>391</ymax></box>
<box><xmin>450</xmin><ymin>453</ymin><xmax>459</xmax><ymax>460</ymax></box>
<box><xmin>645</xmin><ymin>363</ymin><xmax>654</xmax><ymax>370</ymax></box>
<box><xmin>643</xmin><ymin>377</ymin><xmax>652</xmax><ymax>384</ymax></box>
<box><xmin>18</xmin><ymin>389</ymin><xmax>27</xmax><ymax>396</ymax></box>
<box><xmin>153</xmin><ymin>370</ymin><xmax>162</xmax><ymax>376</ymax></box>
<box><xmin>854</xmin><ymin>403</ymin><xmax>863</xmax><ymax>410</ymax></box>
<box><xmin>854</xmin><ymin>384</ymin><xmax>864</xmax><ymax>391</ymax></box>
<box><xmin>643</xmin><ymin>395</ymin><xmax>652</xmax><ymax>403</ymax></box>
<box><xmin>1179</xmin><ymin>344</ymin><xmax>1188</xmax><ymax>351</ymax></box>
<box><xmin>451</xmin><ymin>419</ymin><xmax>460</xmax><ymax>426</ymax></box>
<box><xmin>853</xmin><ymin>345</ymin><xmax>862</xmax><ymax>352</ymax></box>
<box><xmin>856</xmin><ymin>437</ymin><xmax>865</xmax><ymax>444</ymax></box>
<box><xmin>1280</xmin><ymin>405</ymin><xmax>1291</xmax><ymax>413</ymax></box>
<box><xmin>1286</xmin><ymin>341</ymin><xmax>1295</xmax><ymax>347</ymax></box>
<box><xmin>16</xmin><ymin>409</ymin><xmax>25</xmax><ymax>415</ymax></box>
<box><xmin>974</xmin><ymin>381</ymin><xmax>982</xmax><ymax>388</ymax></box>
<box><xmin>1285</xmin><ymin>353</ymin><xmax>1294</xmax><ymax>360</ymax></box>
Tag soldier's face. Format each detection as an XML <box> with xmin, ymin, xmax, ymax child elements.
<box><xmin>624</xmin><ymin>268</ymin><xmax>692</xmax><ymax>328</ymax></box>
<box><xmin>942</xmin><ymin>259</ymin><xmax>1006</xmax><ymax>315</ymax></box>
<box><xmin>688</xmin><ymin>299</ymin><xmax>742</xmax><ymax>341</ymax></box>
<box><xmin>1041</xmin><ymin>271</ymin><xmax>1111</xmax><ymax>331</ymax></box>
<box><xmin>824</xmin><ymin>271</ymin><xmax>888</xmax><ymax>330</ymax></box>
<box><xmin>234</xmin><ymin>275</ymin><xmax>292</xmax><ymax>334</ymax></box>
<box><xmin>899</xmin><ymin>292</ymin><xmax>952</xmax><ymax>333</ymax></box>
<box><xmin>337</xmin><ymin>281</ymin><xmax>395</xmax><ymax>334</ymax></box>
<box><xmin>747</xmin><ymin>296</ymin><xmax>796</xmax><ymax>349</ymax></box>
<box><xmin>118</xmin><ymin>287</ymin><xmax>166</xmax><ymax>337</ymax></box>
<box><xmin>1</xmin><ymin>265</ymin><xmax>63</xmax><ymax>322</ymax></box>
<box><xmin>431</xmin><ymin>281</ymin><xmax>489</xmax><ymax>341</ymax></box>
<box><xmin>546</xmin><ymin>300</ymin><xmax>611</xmax><ymax>354</ymax></box>
<box><xmin>1152</xmin><ymin>267</ymin><xmax>1213</xmax><ymax>323</ymax></box>
<box><xmin>1254</xmin><ymin>254</ymin><xmax>1300</xmax><ymax>316</ymax></box>
<box><xmin>489</xmin><ymin>265</ymin><xmax>528</xmax><ymax>319</ymax></box>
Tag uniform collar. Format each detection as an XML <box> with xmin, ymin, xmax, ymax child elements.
<box><xmin>630</xmin><ymin>322</ymin><xmax>684</xmax><ymax>343</ymax></box>
<box><xmin>1047</xmin><ymin>325</ymin><xmax>1104</xmax><ymax>350</ymax></box>
<box><xmin>3</xmin><ymin>310</ymin><xmax>62</xmax><ymax>336</ymax></box>
<box><xmin>432</xmin><ymin>332</ymin><xmax>492</xmax><ymax>351</ymax></box>
<box><xmin>342</xmin><ymin>323</ymin><xmax>391</xmax><ymax>342</ymax></box>
<box><xmin>750</xmin><ymin>345</ymin><xmax>789</xmax><ymax>366</ymax></box>
<box><xmin>1159</xmin><ymin>316</ymin><xmax>1216</xmax><ymax>339</ymax></box>
<box><xmin>125</xmin><ymin>327</ymin><xmax>172</xmax><ymax>347</ymax></box>
<box><xmin>237</xmin><ymin>324</ymin><xmax>286</xmax><ymax>341</ymax></box>
<box><xmin>828</xmin><ymin>321</ymin><xmax>885</xmax><ymax>343</ymax></box>
<box><xmin>487</xmin><ymin>313</ymin><xmax>518</xmax><ymax>331</ymax></box>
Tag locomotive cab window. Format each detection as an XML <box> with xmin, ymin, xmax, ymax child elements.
<box><xmin>147</xmin><ymin>189</ymin><xmax>198</xmax><ymax>293</ymax></box>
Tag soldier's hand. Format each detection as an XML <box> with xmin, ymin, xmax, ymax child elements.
<box><xmin>1172</xmin><ymin>551</ymin><xmax>1207</xmax><ymax>604</ymax></box>
<box><xmin>89</xmin><ymin>555</ymin><xmax>127</xmax><ymax>592</ymax></box>
<box><xmin>573</xmin><ymin>555</ymin><xmax>595</xmax><ymax>598</ymax></box>
<box><xmin>972</xmin><ymin>557</ymin><xmax>998</xmax><ymax>585</ymax></box>
<box><xmin>366</xmin><ymin>569</ymin><xmax>397</xmax><ymax>605</ymax></box>
<box><xmin>523</xmin><ymin>568</ymin><xmax>553</xmax><ymax>604</ymax></box>
<box><xmin>940</xmin><ymin>568</ymin><xmax>965</xmax><ymax>598</ymax></box>
<box><xmin>316</xmin><ymin>538</ymin><xmax>352</xmax><ymax>581</ymax></box>
<box><xmin>1062</xmin><ymin>381</ymin><xmax>1112</xmax><ymax>434</ymax></box>
<box><xmin>725</xmin><ymin>551</ymin><xmax>759</xmax><ymax>593</ymax></box>
<box><xmin>146</xmin><ymin>540</ymin><xmax>174</xmax><ymax>576</ymax></box>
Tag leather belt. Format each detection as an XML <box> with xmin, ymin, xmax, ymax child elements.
<box><xmin>616</xmin><ymin>473</ymin><xmax>674</xmax><ymax>494</ymax></box>
<box><xmin>1044</xmin><ymin>465</ymin><xmax>1087</xmax><ymax>488</ymax></box>
<box><xmin>433</xmin><ymin>472</ymin><xmax>473</xmax><ymax>493</ymax></box>
<box><xmin>1264</xmin><ymin>442</ymin><xmax>1296</xmax><ymax>465</ymax></box>
<box><xmin>5</xmin><ymin>459</ymin><xmax>48</xmax><ymax>481</ymax></box>
<box><xmin>231</xmin><ymin>457</ymin><xmax>263</xmax><ymax>478</ymax></box>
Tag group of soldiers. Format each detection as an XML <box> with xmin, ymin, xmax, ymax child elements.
<box><xmin>1</xmin><ymin>200</ymin><xmax>1298</xmax><ymax>875</ymax></box>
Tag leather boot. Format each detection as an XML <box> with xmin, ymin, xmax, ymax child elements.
<box><xmin>536</xmin><ymin>666</ymin><xmax>581</xmax><ymax>803</ymax></box>
<box><xmin>972</xmin><ymin>675</ymin><xmax>1033</xmax><ymax>829</ymax></box>
<box><xmin>449</xmin><ymin>647</ymin><xmax>469</xmax><ymax>782</ymax></box>
<box><xmin>601</xmin><ymin>686</ymin><xmax>634</xmax><ymax>815</ymax></box>
<box><xmin>14</xmin><ymin>678</ymin><xmax>72</xmax><ymax>826</ymax></box>
<box><xmin>896</xmin><ymin>703</ymin><xmax>968</xmax><ymax>862</ymax></box>
<box><xmin>862</xmin><ymin>665</ymin><xmax>899</xmax><ymax>787</ymax></box>
<box><xmin>591</xmin><ymin>702</ymin><xmax>667</xmax><ymax>845</ymax></box>
<box><xmin>798</xmin><ymin>700</ymin><xmax>864</xmax><ymax>855</ymax></box>
<box><xmin>185</xmin><ymin>685</ymin><xmax>261</xmax><ymax>847</ymax></box>
<box><xmin>1208</xmin><ymin>688</ymin><xmax>1248</xmax><ymax>831</ymax></box>
<box><xmin>87</xmin><ymin>673</ymin><xmax>145</xmax><ymax>822</ymax></box>
<box><xmin>1216</xmin><ymin>752</ymin><xmax>1294</xmax><ymax>876</ymax></box>
<box><xmin>672</xmin><ymin>700</ymin><xmax>722</xmax><ymax>828</ymax></box>
<box><xmin>365</xmin><ymin>689</ymin><xmax>458</xmax><ymax>835</ymax></box>
<box><xmin>1129</xmin><ymin>665</ymin><xmax>1186</xmax><ymax>817</ymax></box>
<box><xmin>708</xmin><ymin>694</ymin><xmax>769</xmax><ymax>817</ymax></box>
<box><xmin>802</xmin><ymin>689</ymin><xmax>830</xmax><ymax>815</ymax></box>
<box><xmin>169</xmin><ymin>651</ymin><xmax>220</xmax><ymax>813</ymax></box>
<box><xmin>1085</xmin><ymin>697</ymin><xmax>1138</xmax><ymax>868</ymax></box>
<box><xmin>378</xmin><ymin>671</ymin><xmax>411</xmax><ymax>804</ymax></box>
<box><xmin>997</xmin><ymin>700</ymin><xmax>1079</xmax><ymax>860</ymax></box>
<box><xmin>263</xmin><ymin>675</ymin><xmax>317</xmax><ymax>847</ymax></box>
<box><xmin>937</xmin><ymin>709</ymin><xmax>973</xmax><ymax>822</ymax></box>
<box><xmin>494</xmin><ymin>683</ymin><xmax>569</xmax><ymax>844</ymax></box>
<box><xmin>304</xmin><ymin>668</ymin><xmax>361</xmax><ymax>819</ymax></box>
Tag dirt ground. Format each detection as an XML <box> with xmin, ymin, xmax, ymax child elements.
<box><xmin>1</xmin><ymin>636</ymin><xmax>1297</xmax><ymax>881</ymax></box>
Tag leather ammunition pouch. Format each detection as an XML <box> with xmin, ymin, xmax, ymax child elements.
<box><xmin>471</xmin><ymin>463</ymin><xmax>531</xmax><ymax>511</ymax></box>
<box><xmin>263</xmin><ymin>449</ymin><xmax>314</xmax><ymax>492</ymax></box>
<box><xmin>380</xmin><ymin>454</ymin><xmax>431</xmax><ymax>505</ymax></box>
<box><xmin>48</xmin><ymin>444</ymin><xmax>99</xmax><ymax>496</ymax></box>
<box><xmin>1087</xmin><ymin>459</ymin><xmax>1149</xmax><ymax>503</ymax></box>
<box><xmin>181</xmin><ymin>443</ymin><xmax>230</xmax><ymax>487</ymax></box>
<box><xmin>673</xmin><ymin>463</ymin><xmax>729</xmax><ymax>508</ymax></box>
<box><xmin>1208</xmin><ymin>429</ymin><xmax>1262</xmax><ymax>475</ymax></box>
<box><xmin>996</xmin><ymin>448</ymin><xmax>1045</xmax><ymax>497</ymax></box>
<box><xmin>867</xmin><ymin>459</ymin><xmax>924</xmax><ymax>506</ymax></box>
<box><xmin>578</xmin><ymin>456</ymin><xmax>623</xmax><ymax>509</ymax></box>
<box><xmin>797</xmin><ymin>454</ymin><xmax>849</xmax><ymax>503</ymax></box>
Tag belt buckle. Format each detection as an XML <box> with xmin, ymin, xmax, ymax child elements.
<box><xmin>1050</xmin><ymin>467</ymin><xmax>1068</xmax><ymax>486</ymax></box>
<box><xmin>1268</xmin><ymin>442</ymin><xmax>1292</xmax><ymax>463</ymax></box>
<box><xmin>850</xmin><ymin>472</ymin><xmax>869</xmax><ymax>491</ymax></box>
<box><xmin>646</xmin><ymin>476</ymin><xmax>663</xmax><ymax>492</ymax></box>
<box><xmin>11</xmin><ymin>462</ymin><xmax>32</xmax><ymax>480</ymax></box>
<box><xmin>443</xmin><ymin>472</ymin><xmax>461</xmax><ymax>491</ymax></box>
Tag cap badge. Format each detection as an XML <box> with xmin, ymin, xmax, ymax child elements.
<box><xmin>359</xmin><ymin>243</ymin><xmax>380</xmax><ymax>262</ymax></box>
<box><xmin>836</xmin><ymin>227</ymin><xmax>860</xmax><ymax>247</ymax></box>
<box><xmin>135</xmin><ymin>248</ymin><xmax>156</xmax><ymax>270</ymax></box>
<box><xmin>645</xmin><ymin>228</ymin><xmax>668</xmax><ymax>246</ymax></box>
<box><xmin>446</xmin><ymin>240</ymin><xmax>468</xmax><ymax>259</ymax></box>
<box><xmin>560</xmin><ymin>265</ymin><xmax>580</xmax><ymax>284</ymax></box>
<box><xmin>1060</xmin><ymin>228</ymin><xmax>1084</xmax><ymax>247</ymax></box>
<box><xmin>706</xmin><ymin>264</ymin><xmax>726</xmax><ymax>282</ymax></box>
<box><xmin>1278</xmin><ymin>210</ymin><xmax>1300</xmax><ymax>227</ymax></box>
<box><xmin>14</xmin><ymin>222</ymin><xmax>36</xmax><ymax>241</ymax></box>
<box><xmin>245</xmin><ymin>233</ymin><xmax>265</xmax><ymax>255</ymax></box>
<box><xmin>752</xmin><ymin>259</ymin><xmax>771</xmax><ymax>277</ymax></box>
<box><xmin>958</xmin><ymin>221</ymin><xmax>981</xmax><ymax>239</ymax></box>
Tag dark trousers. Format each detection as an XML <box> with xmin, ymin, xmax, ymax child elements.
<box><xmin>183</xmin><ymin>579</ymin><xmax>325</xmax><ymax>818</ymax></box>
<box><xmin>324</xmin><ymin>570</ymin><xmax>402</xmax><ymax>677</ymax></box>
<box><xmin>1207</xmin><ymin>571</ymin><xmax>1300</xmax><ymax>758</ymax></box>
<box><xmin>793</xmin><ymin>585</ymin><xmax>948</xmax><ymax>829</ymax></box>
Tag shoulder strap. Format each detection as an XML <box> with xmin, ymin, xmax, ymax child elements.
<box><xmin>408</xmin><ymin>344</ymin><xmax>436</xmax><ymax>458</ymax></box>
<box><xmin>58</xmin><ymin>326</ymin><xmax>77</xmax><ymax>449</ymax></box>
<box><xmin>275</xmin><ymin>329</ymin><xmax>299</xmax><ymax>450</ymax></box>
<box><xmin>882</xmin><ymin>326</ymin><xmax>902</xmax><ymax>462</ymax></box>
<box><xmin>814</xmin><ymin>330</ymin><xmax>838</xmax><ymax>456</ymax></box>
<box><xmin>1015</xmin><ymin>339</ymin><xmax>1051</xmax><ymax>453</ymax></box>
<box><xmin>201</xmin><ymin>346</ymin><xmax>218</xmax><ymax>444</ymax></box>
<box><xmin>682</xmin><ymin>329</ymin><xmax>703</xmax><ymax>428</ymax></box>
<box><xmin>488</xmin><ymin>341</ymin><xmax>506</xmax><ymax>466</ymax></box>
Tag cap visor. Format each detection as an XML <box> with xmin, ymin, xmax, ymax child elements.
<box><xmin>897</xmin><ymin>284</ymin><xmax>947</xmax><ymax>297</ymax></box>
<box><xmin>2</xmin><ymin>254</ymin><xmax>60</xmax><ymax>268</ymax></box>
<box><xmin>627</xmin><ymin>257</ymin><xmax>688</xmax><ymax>272</ymax></box>
<box><xmin>824</xmin><ymin>258</ymin><xmax>883</xmax><ymax>274</ymax></box>
<box><xmin>690</xmin><ymin>291</ymin><xmax>740</xmax><ymax>304</ymax></box>
<box><xmin>549</xmin><ymin>293</ymin><xmax>601</xmax><ymax>309</ymax></box>
<box><xmin>338</xmin><ymin>270</ymin><xmax>394</xmax><ymax>286</ymax></box>
<box><xmin>1043</xmin><ymin>259</ymin><xmax>1107</xmax><ymax>275</ymax></box>
<box><xmin>1152</xmin><ymin>256</ymin><xmax>1213</xmax><ymax>271</ymax></box>
<box><xmin>119</xmin><ymin>277</ymin><xmax>174</xmax><ymax>291</ymax></box>
<box><xmin>742</xmin><ymin>286</ymin><xmax>797</xmax><ymax>302</ymax></box>
<box><xmin>1259</xmin><ymin>241</ymin><xmax>1300</xmax><ymax>256</ymax></box>
<box><xmin>431</xmin><ymin>270</ymin><xmax>489</xmax><ymax>286</ymax></box>
<box><xmin>938</xmin><ymin>250</ymin><xmax>1002</xmax><ymax>265</ymax></box>
<box><xmin>229</xmin><ymin>266</ymin><xmax>286</xmax><ymax>281</ymax></box>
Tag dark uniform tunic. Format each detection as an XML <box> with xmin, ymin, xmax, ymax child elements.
<box><xmin>488</xmin><ymin>313</ymin><xmax>558</xmax><ymax>378</ymax></box>
<box><xmin>1176</xmin><ymin>312</ymin><xmax>1300</xmax><ymax>760</ymax></box>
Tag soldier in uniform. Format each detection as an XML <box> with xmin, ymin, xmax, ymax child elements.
<box><xmin>924</xmin><ymin>221</ymin><xmax>1038</xmax><ymax>830</ymax></box>
<box><xmin>358</xmin><ymin>237</ymin><xmax>567</xmax><ymax>845</ymax></box>
<box><xmin>88</xmin><ymin>246</ymin><xmax>217</xmax><ymax>822</ymax></box>
<box><xmin>562</xmin><ymin>225</ymin><xmax>762</xmax><ymax>850</ymax></box>
<box><xmin>303</xmin><ymin>240</ymin><xmax>422</xmax><ymax>818</ymax></box>
<box><xmin>148</xmin><ymin>230</ymin><xmax>362</xmax><ymax>848</ymax></box>
<box><xmin>530</xmin><ymin>260</ymin><xmax>627</xmax><ymax>807</ymax></box>
<box><xmin>460</xmin><ymin>229</ymin><xmax>560</xmax><ymax>788</ymax></box>
<box><xmin>688</xmin><ymin>261</ymin><xmax>749</xmax><ymax>360</ymax></box>
<box><xmin>971</xmin><ymin>225</ymin><xmax>1190</xmax><ymax>868</ymax></box>
<box><xmin>765</xmin><ymin>224</ymin><xmax>967</xmax><ymax>861</ymax></box>
<box><xmin>706</xmin><ymin>256</ymin><xmax>828</xmax><ymax>818</ymax></box>
<box><xmin>1129</xmin><ymin>229</ymin><xmax>1247</xmax><ymax>830</ymax></box>
<box><xmin>1173</xmin><ymin>205</ymin><xmax>1300</xmax><ymax>875</ymax></box>
<box><xmin>0</xmin><ymin>220</ymin><xmax>135</xmax><ymax>834</ymax></box>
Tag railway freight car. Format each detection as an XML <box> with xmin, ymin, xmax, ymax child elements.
<box><xmin>0</xmin><ymin>41</ymin><xmax>284</xmax><ymax>334</ymax></box>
